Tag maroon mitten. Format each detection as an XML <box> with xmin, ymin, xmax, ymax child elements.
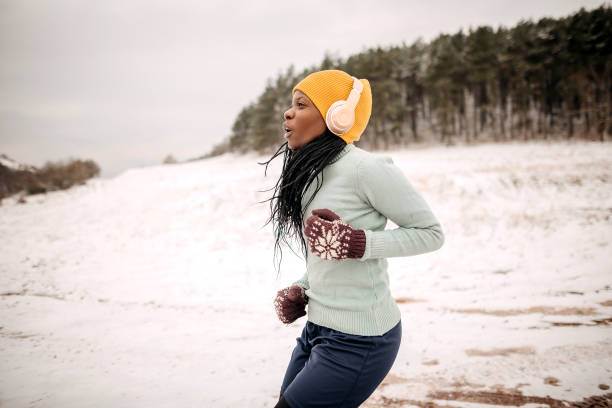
<box><xmin>274</xmin><ymin>285</ymin><xmax>308</xmax><ymax>324</ymax></box>
<box><xmin>304</xmin><ymin>208</ymin><xmax>366</xmax><ymax>260</ymax></box>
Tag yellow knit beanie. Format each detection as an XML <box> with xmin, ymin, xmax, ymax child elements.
<box><xmin>292</xmin><ymin>69</ymin><xmax>372</xmax><ymax>145</ymax></box>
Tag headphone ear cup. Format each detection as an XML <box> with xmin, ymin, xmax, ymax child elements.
<box><xmin>326</xmin><ymin>100</ymin><xmax>355</xmax><ymax>135</ymax></box>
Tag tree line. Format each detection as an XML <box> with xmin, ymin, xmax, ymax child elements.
<box><xmin>207</xmin><ymin>5</ymin><xmax>611</xmax><ymax>157</ymax></box>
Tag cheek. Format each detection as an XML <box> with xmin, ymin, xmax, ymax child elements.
<box><xmin>305</xmin><ymin>112</ymin><xmax>326</xmax><ymax>135</ymax></box>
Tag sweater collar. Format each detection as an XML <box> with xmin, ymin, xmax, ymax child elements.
<box><xmin>329</xmin><ymin>143</ymin><xmax>355</xmax><ymax>164</ymax></box>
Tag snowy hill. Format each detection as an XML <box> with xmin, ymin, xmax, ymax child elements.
<box><xmin>0</xmin><ymin>140</ymin><xmax>611</xmax><ymax>407</ymax></box>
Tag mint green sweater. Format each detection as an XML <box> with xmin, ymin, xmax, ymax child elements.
<box><xmin>291</xmin><ymin>143</ymin><xmax>444</xmax><ymax>336</ymax></box>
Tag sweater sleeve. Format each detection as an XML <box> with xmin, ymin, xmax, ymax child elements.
<box><xmin>291</xmin><ymin>271</ymin><xmax>310</xmax><ymax>290</ymax></box>
<box><xmin>355</xmin><ymin>155</ymin><xmax>444</xmax><ymax>260</ymax></box>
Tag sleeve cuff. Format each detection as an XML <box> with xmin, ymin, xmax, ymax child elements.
<box><xmin>348</xmin><ymin>229</ymin><xmax>366</xmax><ymax>259</ymax></box>
<box><xmin>291</xmin><ymin>276</ymin><xmax>310</xmax><ymax>291</ymax></box>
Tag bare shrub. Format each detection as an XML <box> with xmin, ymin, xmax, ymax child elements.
<box><xmin>35</xmin><ymin>158</ymin><xmax>100</xmax><ymax>191</ymax></box>
<box><xmin>0</xmin><ymin>163</ymin><xmax>38</xmax><ymax>199</ymax></box>
<box><xmin>163</xmin><ymin>154</ymin><xmax>177</xmax><ymax>164</ymax></box>
<box><xmin>0</xmin><ymin>157</ymin><xmax>101</xmax><ymax>200</ymax></box>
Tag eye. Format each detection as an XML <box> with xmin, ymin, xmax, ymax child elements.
<box><xmin>298</xmin><ymin>102</ymin><xmax>305</xmax><ymax>107</ymax></box>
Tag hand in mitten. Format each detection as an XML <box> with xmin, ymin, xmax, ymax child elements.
<box><xmin>274</xmin><ymin>285</ymin><xmax>308</xmax><ymax>324</ymax></box>
<box><xmin>304</xmin><ymin>208</ymin><xmax>366</xmax><ymax>261</ymax></box>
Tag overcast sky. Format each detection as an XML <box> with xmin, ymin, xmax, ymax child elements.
<box><xmin>0</xmin><ymin>0</ymin><xmax>605</xmax><ymax>177</ymax></box>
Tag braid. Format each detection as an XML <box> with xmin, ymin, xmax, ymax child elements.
<box><xmin>258</xmin><ymin>128</ymin><xmax>347</xmax><ymax>277</ymax></box>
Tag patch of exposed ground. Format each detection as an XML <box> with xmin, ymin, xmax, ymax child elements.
<box><xmin>446</xmin><ymin>305</ymin><xmax>612</xmax><ymax>327</ymax></box>
<box><xmin>550</xmin><ymin>318</ymin><xmax>612</xmax><ymax>327</ymax></box>
<box><xmin>365</xmin><ymin>385</ymin><xmax>612</xmax><ymax>408</ymax></box>
<box><xmin>448</xmin><ymin>306</ymin><xmax>599</xmax><ymax>316</ymax></box>
<box><xmin>0</xmin><ymin>327</ymin><xmax>37</xmax><ymax>339</ymax></box>
<box><xmin>544</xmin><ymin>376</ymin><xmax>561</xmax><ymax>386</ymax></box>
<box><xmin>464</xmin><ymin>345</ymin><xmax>536</xmax><ymax>357</ymax></box>
<box><xmin>0</xmin><ymin>289</ymin><xmax>65</xmax><ymax>300</ymax></box>
<box><xmin>395</xmin><ymin>297</ymin><xmax>427</xmax><ymax>304</ymax></box>
<box><xmin>365</xmin><ymin>372</ymin><xmax>612</xmax><ymax>408</ymax></box>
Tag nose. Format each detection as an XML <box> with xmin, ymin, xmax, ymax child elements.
<box><xmin>284</xmin><ymin>106</ymin><xmax>294</xmax><ymax>120</ymax></box>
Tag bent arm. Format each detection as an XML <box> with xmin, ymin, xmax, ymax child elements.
<box><xmin>291</xmin><ymin>271</ymin><xmax>310</xmax><ymax>290</ymax></box>
<box><xmin>356</xmin><ymin>155</ymin><xmax>445</xmax><ymax>261</ymax></box>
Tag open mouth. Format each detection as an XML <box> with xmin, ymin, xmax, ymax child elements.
<box><xmin>284</xmin><ymin>127</ymin><xmax>293</xmax><ymax>138</ymax></box>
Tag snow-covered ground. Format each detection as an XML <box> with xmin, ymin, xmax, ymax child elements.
<box><xmin>1</xmin><ymin>140</ymin><xmax>611</xmax><ymax>407</ymax></box>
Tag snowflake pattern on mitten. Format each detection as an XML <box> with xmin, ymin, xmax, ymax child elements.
<box><xmin>308</xmin><ymin>218</ymin><xmax>351</xmax><ymax>260</ymax></box>
<box><xmin>273</xmin><ymin>285</ymin><xmax>308</xmax><ymax>324</ymax></box>
<box><xmin>304</xmin><ymin>209</ymin><xmax>366</xmax><ymax>261</ymax></box>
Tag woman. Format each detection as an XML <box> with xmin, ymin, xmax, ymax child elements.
<box><xmin>260</xmin><ymin>69</ymin><xmax>445</xmax><ymax>408</ymax></box>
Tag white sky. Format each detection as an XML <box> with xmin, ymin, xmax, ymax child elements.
<box><xmin>0</xmin><ymin>0</ymin><xmax>605</xmax><ymax>177</ymax></box>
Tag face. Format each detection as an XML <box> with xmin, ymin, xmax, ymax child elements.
<box><xmin>282</xmin><ymin>90</ymin><xmax>327</xmax><ymax>150</ymax></box>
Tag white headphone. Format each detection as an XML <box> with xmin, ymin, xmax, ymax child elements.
<box><xmin>325</xmin><ymin>76</ymin><xmax>363</xmax><ymax>136</ymax></box>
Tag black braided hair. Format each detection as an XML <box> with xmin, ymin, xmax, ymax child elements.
<box><xmin>258</xmin><ymin>128</ymin><xmax>347</xmax><ymax>276</ymax></box>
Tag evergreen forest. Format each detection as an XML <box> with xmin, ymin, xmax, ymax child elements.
<box><xmin>207</xmin><ymin>5</ymin><xmax>611</xmax><ymax>157</ymax></box>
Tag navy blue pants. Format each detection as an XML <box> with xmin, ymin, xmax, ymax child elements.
<box><xmin>279</xmin><ymin>319</ymin><xmax>402</xmax><ymax>408</ymax></box>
